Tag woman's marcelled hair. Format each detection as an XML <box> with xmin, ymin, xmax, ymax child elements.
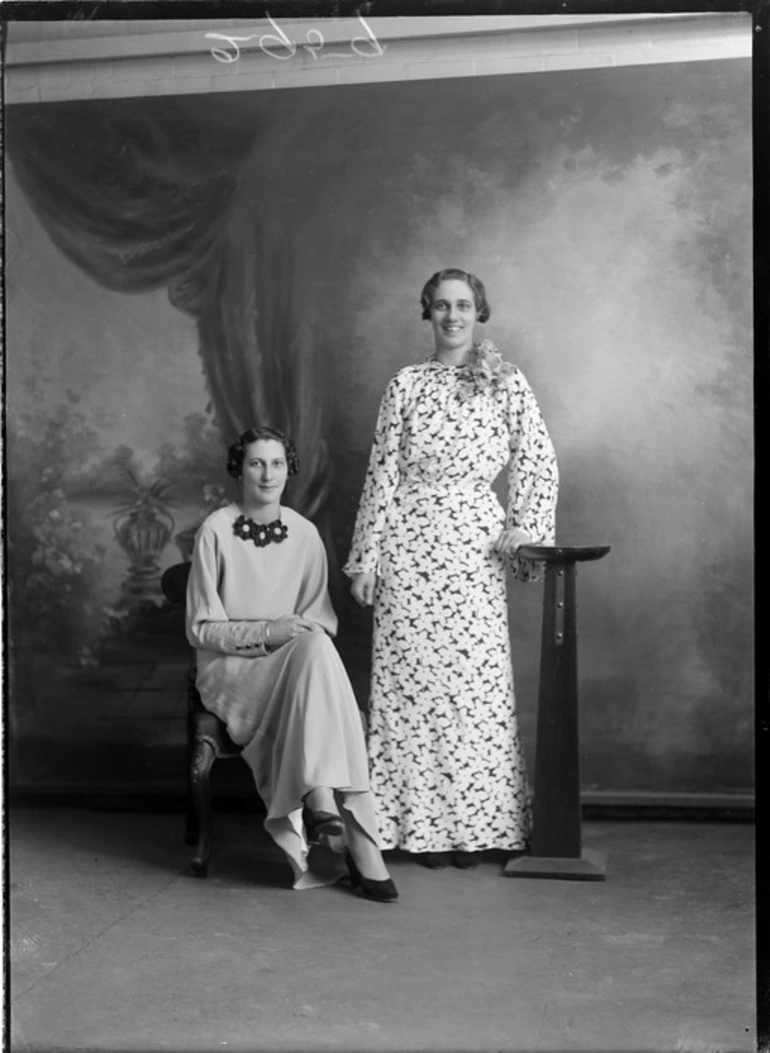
<box><xmin>226</xmin><ymin>426</ymin><xmax>300</xmax><ymax>479</ymax></box>
<box><xmin>420</xmin><ymin>268</ymin><xmax>491</xmax><ymax>323</ymax></box>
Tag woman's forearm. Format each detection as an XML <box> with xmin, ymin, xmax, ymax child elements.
<box><xmin>191</xmin><ymin>618</ymin><xmax>269</xmax><ymax>656</ymax></box>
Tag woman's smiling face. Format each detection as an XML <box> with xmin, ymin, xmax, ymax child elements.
<box><xmin>240</xmin><ymin>438</ymin><xmax>289</xmax><ymax>509</ymax></box>
<box><xmin>429</xmin><ymin>279</ymin><xmax>478</xmax><ymax>357</ymax></box>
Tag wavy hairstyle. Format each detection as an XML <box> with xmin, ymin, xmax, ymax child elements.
<box><xmin>419</xmin><ymin>268</ymin><xmax>491</xmax><ymax>323</ymax></box>
<box><xmin>226</xmin><ymin>426</ymin><xmax>300</xmax><ymax>480</ymax></box>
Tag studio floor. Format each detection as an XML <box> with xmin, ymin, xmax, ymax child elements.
<box><xmin>9</xmin><ymin>808</ymin><xmax>755</xmax><ymax>1053</ymax></box>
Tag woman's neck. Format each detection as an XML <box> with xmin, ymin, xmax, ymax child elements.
<box><xmin>433</xmin><ymin>345</ymin><xmax>473</xmax><ymax>367</ymax></box>
<box><xmin>238</xmin><ymin>499</ymin><xmax>281</xmax><ymax>524</ymax></box>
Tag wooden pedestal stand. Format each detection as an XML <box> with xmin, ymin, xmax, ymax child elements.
<box><xmin>504</xmin><ymin>544</ymin><xmax>611</xmax><ymax>882</ymax></box>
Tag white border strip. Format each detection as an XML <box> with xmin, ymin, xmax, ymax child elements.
<box><xmin>5</xmin><ymin>13</ymin><xmax>752</xmax><ymax>104</ymax></box>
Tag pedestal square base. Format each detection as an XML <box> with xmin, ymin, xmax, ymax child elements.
<box><xmin>504</xmin><ymin>848</ymin><xmax>607</xmax><ymax>881</ymax></box>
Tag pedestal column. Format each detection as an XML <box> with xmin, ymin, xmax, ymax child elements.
<box><xmin>505</xmin><ymin>544</ymin><xmax>610</xmax><ymax>881</ymax></box>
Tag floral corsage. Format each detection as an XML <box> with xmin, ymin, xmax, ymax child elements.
<box><xmin>457</xmin><ymin>340</ymin><xmax>515</xmax><ymax>398</ymax></box>
<box><xmin>233</xmin><ymin>514</ymin><xmax>288</xmax><ymax>548</ymax></box>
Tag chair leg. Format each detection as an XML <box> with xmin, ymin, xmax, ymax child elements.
<box><xmin>184</xmin><ymin>792</ymin><xmax>199</xmax><ymax>847</ymax></box>
<box><xmin>184</xmin><ymin>731</ymin><xmax>199</xmax><ymax>846</ymax></box>
<box><xmin>190</xmin><ymin>737</ymin><xmax>216</xmax><ymax>878</ymax></box>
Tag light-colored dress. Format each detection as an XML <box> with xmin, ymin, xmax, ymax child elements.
<box><xmin>344</xmin><ymin>348</ymin><xmax>559</xmax><ymax>854</ymax></box>
<box><xmin>186</xmin><ymin>503</ymin><xmax>375</xmax><ymax>888</ymax></box>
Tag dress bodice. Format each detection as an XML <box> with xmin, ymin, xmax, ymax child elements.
<box><xmin>394</xmin><ymin>361</ymin><xmax>511</xmax><ymax>491</ymax></box>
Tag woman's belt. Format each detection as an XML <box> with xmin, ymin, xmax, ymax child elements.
<box><xmin>396</xmin><ymin>478</ymin><xmax>491</xmax><ymax>494</ymax></box>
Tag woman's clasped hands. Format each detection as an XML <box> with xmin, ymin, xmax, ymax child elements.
<box><xmin>267</xmin><ymin>615</ymin><xmax>324</xmax><ymax>648</ymax></box>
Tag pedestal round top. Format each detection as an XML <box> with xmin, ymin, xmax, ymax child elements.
<box><xmin>518</xmin><ymin>544</ymin><xmax>611</xmax><ymax>564</ymax></box>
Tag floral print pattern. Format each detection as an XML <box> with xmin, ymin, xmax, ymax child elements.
<box><xmin>344</xmin><ymin>348</ymin><xmax>559</xmax><ymax>853</ymax></box>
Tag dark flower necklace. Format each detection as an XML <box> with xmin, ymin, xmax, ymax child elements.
<box><xmin>233</xmin><ymin>513</ymin><xmax>288</xmax><ymax>548</ymax></box>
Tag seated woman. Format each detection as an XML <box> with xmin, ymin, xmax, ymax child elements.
<box><xmin>186</xmin><ymin>425</ymin><xmax>397</xmax><ymax>901</ymax></box>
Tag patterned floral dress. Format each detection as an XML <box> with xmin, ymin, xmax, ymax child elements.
<box><xmin>344</xmin><ymin>344</ymin><xmax>559</xmax><ymax>853</ymax></box>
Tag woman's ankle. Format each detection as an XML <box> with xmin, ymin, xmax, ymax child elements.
<box><xmin>346</xmin><ymin>829</ymin><xmax>389</xmax><ymax>881</ymax></box>
<box><xmin>303</xmin><ymin>787</ymin><xmax>337</xmax><ymax>814</ymax></box>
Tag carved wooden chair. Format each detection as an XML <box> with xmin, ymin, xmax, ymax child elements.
<box><xmin>160</xmin><ymin>561</ymin><xmax>243</xmax><ymax>878</ymax></box>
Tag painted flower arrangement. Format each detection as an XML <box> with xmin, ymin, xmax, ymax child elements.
<box><xmin>112</xmin><ymin>471</ymin><xmax>178</xmax><ymax>560</ymax></box>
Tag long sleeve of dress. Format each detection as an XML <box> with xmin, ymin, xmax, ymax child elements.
<box><xmin>343</xmin><ymin>375</ymin><xmax>405</xmax><ymax>577</ymax></box>
<box><xmin>186</xmin><ymin>529</ymin><xmax>269</xmax><ymax>656</ymax></box>
<box><xmin>506</xmin><ymin>368</ymin><xmax>559</xmax><ymax>583</ymax></box>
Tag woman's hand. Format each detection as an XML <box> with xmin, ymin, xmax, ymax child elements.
<box><xmin>351</xmin><ymin>571</ymin><xmax>377</xmax><ymax>608</ymax></box>
<box><xmin>492</xmin><ymin>527</ymin><xmax>534</xmax><ymax>558</ymax></box>
<box><xmin>267</xmin><ymin>615</ymin><xmax>317</xmax><ymax>649</ymax></box>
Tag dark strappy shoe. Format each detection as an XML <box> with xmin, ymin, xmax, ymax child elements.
<box><xmin>419</xmin><ymin>852</ymin><xmax>451</xmax><ymax>869</ymax></box>
<box><xmin>346</xmin><ymin>852</ymin><xmax>399</xmax><ymax>903</ymax></box>
<box><xmin>304</xmin><ymin>808</ymin><xmax>344</xmax><ymax>842</ymax></box>
<box><xmin>452</xmin><ymin>851</ymin><xmax>483</xmax><ymax>869</ymax></box>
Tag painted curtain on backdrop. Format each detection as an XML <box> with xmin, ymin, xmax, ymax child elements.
<box><xmin>6</xmin><ymin>97</ymin><xmax>332</xmax><ymax>529</ymax></box>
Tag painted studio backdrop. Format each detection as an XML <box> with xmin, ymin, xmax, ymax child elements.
<box><xmin>6</xmin><ymin>59</ymin><xmax>752</xmax><ymax>798</ymax></box>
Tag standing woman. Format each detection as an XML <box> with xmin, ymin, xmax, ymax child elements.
<box><xmin>344</xmin><ymin>268</ymin><xmax>558</xmax><ymax>869</ymax></box>
<box><xmin>186</xmin><ymin>426</ymin><xmax>397</xmax><ymax>900</ymax></box>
